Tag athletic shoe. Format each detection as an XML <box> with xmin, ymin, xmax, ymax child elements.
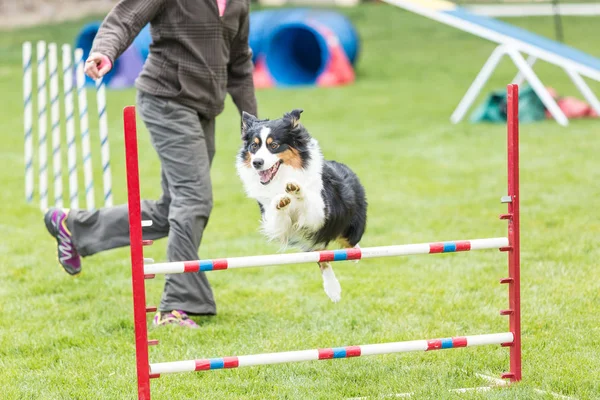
<box><xmin>44</xmin><ymin>208</ymin><xmax>82</xmax><ymax>275</ymax></box>
<box><xmin>153</xmin><ymin>310</ymin><xmax>199</xmax><ymax>329</ymax></box>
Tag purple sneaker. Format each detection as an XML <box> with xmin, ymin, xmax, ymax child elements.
<box><xmin>44</xmin><ymin>208</ymin><xmax>82</xmax><ymax>275</ymax></box>
<box><xmin>153</xmin><ymin>310</ymin><xmax>199</xmax><ymax>329</ymax></box>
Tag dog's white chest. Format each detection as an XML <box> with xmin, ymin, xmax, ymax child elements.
<box><xmin>246</xmin><ymin>168</ymin><xmax>326</xmax><ymax>247</ymax></box>
<box><xmin>236</xmin><ymin>138</ymin><xmax>327</xmax><ymax>248</ymax></box>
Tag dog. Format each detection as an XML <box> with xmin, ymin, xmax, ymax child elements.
<box><xmin>235</xmin><ymin>109</ymin><xmax>367</xmax><ymax>302</ymax></box>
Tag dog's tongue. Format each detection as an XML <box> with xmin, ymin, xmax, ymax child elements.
<box><xmin>259</xmin><ymin>169</ymin><xmax>273</xmax><ymax>183</ymax></box>
<box><xmin>259</xmin><ymin>162</ymin><xmax>280</xmax><ymax>184</ymax></box>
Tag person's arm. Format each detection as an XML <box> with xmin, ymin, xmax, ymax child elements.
<box><xmin>227</xmin><ymin>9</ymin><xmax>258</xmax><ymax>117</ymax></box>
<box><xmin>85</xmin><ymin>0</ymin><xmax>165</xmax><ymax>79</ymax></box>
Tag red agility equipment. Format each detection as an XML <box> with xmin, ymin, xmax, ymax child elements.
<box><xmin>123</xmin><ymin>85</ymin><xmax>522</xmax><ymax>399</ymax></box>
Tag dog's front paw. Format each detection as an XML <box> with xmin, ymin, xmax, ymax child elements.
<box><xmin>275</xmin><ymin>195</ymin><xmax>291</xmax><ymax>210</ymax></box>
<box><xmin>285</xmin><ymin>181</ymin><xmax>301</xmax><ymax>197</ymax></box>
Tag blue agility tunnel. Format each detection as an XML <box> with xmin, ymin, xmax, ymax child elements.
<box><xmin>75</xmin><ymin>21</ymin><xmax>151</xmax><ymax>88</ymax></box>
<box><xmin>250</xmin><ymin>9</ymin><xmax>360</xmax><ymax>86</ymax></box>
<box><xmin>73</xmin><ymin>8</ymin><xmax>359</xmax><ymax>89</ymax></box>
<box><xmin>249</xmin><ymin>10</ymin><xmax>282</xmax><ymax>64</ymax></box>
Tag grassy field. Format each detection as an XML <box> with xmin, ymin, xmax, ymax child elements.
<box><xmin>1</xmin><ymin>4</ymin><xmax>600</xmax><ymax>399</ymax></box>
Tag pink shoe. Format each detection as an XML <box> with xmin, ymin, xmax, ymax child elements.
<box><xmin>153</xmin><ymin>310</ymin><xmax>199</xmax><ymax>329</ymax></box>
<box><xmin>44</xmin><ymin>208</ymin><xmax>82</xmax><ymax>275</ymax></box>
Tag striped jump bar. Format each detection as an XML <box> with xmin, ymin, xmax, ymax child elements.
<box><xmin>145</xmin><ymin>237</ymin><xmax>508</xmax><ymax>275</ymax></box>
<box><xmin>150</xmin><ymin>332</ymin><xmax>513</xmax><ymax>375</ymax></box>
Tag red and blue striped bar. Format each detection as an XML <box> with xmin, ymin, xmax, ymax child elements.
<box><xmin>146</xmin><ymin>238</ymin><xmax>508</xmax><ymax>275</ymax></box>
<box><xmin>184</xmin><ymin>259</ymin><xmax>228</xmax><ymax>272</ymax></box>
<box><xmin>150</xmin><ymin>332</ymin><xmax>513</xmax><ymax>375</ymax></box>
<box><xmin>318</xmin><ymin>346</ymin><xmax>362</xmax><ymax>359</ymax></box>
<box><xmin>426</xmin><ymin>337</ymin><xmax>468</xmax><ymax>351</ymax></box>
<box><xmin>428</xmin><ymin>241</ymin><xmax>471</xmax><ymax>254</ymax></box>
<box><xmin>195</xmin><ymin>357</ymin><xmax>239</xmax><ymax>371</ymax></box>
<box><xmin>183</xmin><ymin>248</ymin><xmax>363</xmax><ymax>272</ymax></box>
<box><xmin>318</xmin><ymin>248</ymin><xmax>362</xmax><ymax>262</ymax></box>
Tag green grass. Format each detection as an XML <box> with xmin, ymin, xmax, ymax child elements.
<box><xmin>1</xmin><ymin>4</ymin><xmax>600</xmax><ymax>399</ymax></box>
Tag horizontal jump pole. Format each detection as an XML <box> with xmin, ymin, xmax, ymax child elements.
<box><xmin>150</xmin><ymin>332</ymin><xmax>514</xmax><ymax>375</ymax></box>
<box><xmin>144</xmin><ymin>237</ymin><xmax>509</xmax><ymax>275</ymax></box>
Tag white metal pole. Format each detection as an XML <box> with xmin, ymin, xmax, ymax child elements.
<box><xmin>48</xmin><ymin>43</ymin><xmax>63</xmax><ymax>208</ymax></box>
<box><xmin>95</xmin><ymin>77</ymin><xmax>113</xmax><ymax>207</ymax></box>
<box><xmin>145</xmin><ymin>237</ymin><xmax>509</xmax><ymax>275</ymax></box>
<box><xmin>75</xmin><ymin>48</ymin><xmax>95</xmax><ymax>209</ymax></box>
<box><xmin>564</xmin><ymin>68</ymin><xmax>600</xmax><ymax>117</ymax></box>
<box><xmin>37</xmin><ymin>41</ymin><xmax>48</xmax><ymax>211</ymax></box>
<box><xmin>511</xmin><ymin>55</ymin><xmax>537</xmax><ymax>86</ymax></box>
<box><xmin>62</xmin><ymin>44</ymin><xmax>79</xmax><ymax>209</ymax></box>
<box><xmin>150</xmin><ymin>332</ymin><xmax>514</xmax><ymax>375</ymax></box>
<box><xmin>506</xmin><ymin>47</ymin><xmax>569</xmax><ymax>126</ymax></box>
<box><xmin>450</xmin><ymin>45</ymin><xmax>507</xmax><ymax>124</ymax></box>
<box><xmin>23</xmin><ymin>42</ymin><xmax>34</xmax><ymax>205</ymax></box>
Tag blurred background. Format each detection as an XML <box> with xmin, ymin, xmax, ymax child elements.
<box><xmin>3</xmin><ymin>0</ymin><xmax>599</xmax><ymax>28</ymax></box>
<box><xmin>2</xmin><ymin>0</ymin><xmax>600</xmax><ymax>399</ymax></box>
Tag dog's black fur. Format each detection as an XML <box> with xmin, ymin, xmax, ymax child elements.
<box><xmin>310</xmin><ymin>160</ymin><xmax>367</xmax><ymax>248</ymax></box>
<box><xmin>237</xmin><ymin>109</ymin><xmax>367</xmax><ymax>251</ymax></box>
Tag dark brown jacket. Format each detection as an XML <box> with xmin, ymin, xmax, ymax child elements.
<box><xmin>92</xmin><ymin>0</ymin><xmax>257</xmax><ymax>119</ymax></box>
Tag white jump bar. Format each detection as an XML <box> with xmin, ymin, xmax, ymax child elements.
<box><xmin>150</xmin><ymin>332</ymin><xmax>514</xmax><ymax>375</ymax></box>
<box><xmin>145</xmin><ymin>237</ymin><xmax>509</xmax><ymax>275</ymax></box>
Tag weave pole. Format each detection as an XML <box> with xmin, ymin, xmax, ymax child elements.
<box><xmin>48</xmin><ymin>43</ymin><xmax>63</xmax><ymax>208</ymax></box>
<box><xmin>36</xmin><ymin>41</ymin><xmax>48</xmax><ymax>211</ymax></box>
<box><xmin>23</xmin><ymin>42</ymin><xmax>33</xmax><ymax>204</ymax></box>
<box><xmin>123</xmin><ymin>84</ymin><xmax>522</xmax><ymax>399</ymax></box>
<box><xmin>62</xmin><ymin>44</ymin><xmax>79</xmax><ymax>209</ymax></box>
<box><xmin>96</xmin><ymin>77</ymin><xmax>113</xmax><ymax>207</ymax></box>
<box><xmin>22</xmin><ymin>42</ymin><xmax>113</xmax><ymax>210</ymax></box>
<box><xmin>75</xmin><ymin>48</ymin><xmax>95</xmax><ymax>210</ymax></box>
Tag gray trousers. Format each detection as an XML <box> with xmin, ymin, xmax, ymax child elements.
<box><xmin>67</xmin><ymin>91</ymin><xmax>216</xmax><ymax>315</ymax></box>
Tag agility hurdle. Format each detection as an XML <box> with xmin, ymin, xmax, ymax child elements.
<box><xmin>123</xmin><ymin>84</ymin><xmax>522</xmax><ymax>399</ymax></box>
<box><xmin>23</xmin><ymin>41</ymin><xmax>112</xmax><ymax>211</ymax></box>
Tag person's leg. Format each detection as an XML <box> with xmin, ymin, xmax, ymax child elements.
<box><xmin>135</xmin><ymin>93</ymin><xmax>216</xmax><ymax>318</ymax></box>
<box><xmin>63</xmin><ymin>91</ymin><xmax>176</xmax><ymax>255</ymax></box>
<box><xmin>66</xmin><ymin>188</ymin><xmax>171</xmax><ymax>257</ymax></box>
<box><xmin>44</xmin><ymin>92</ymin><xmax>172</xmax><ymax>275</ymax></box>
<box><xmin>203</xmin><ymin>118</ymin><xmax>216</xmax><ymax>165</ymax></box>
<box><xmin>156</xmin><ymin>117</ymin><xmax>217</xmax><ymax>318</ymax></box>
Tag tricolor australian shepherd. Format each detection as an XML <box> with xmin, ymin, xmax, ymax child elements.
<box><xmin>236</xmin><ymin>109</ymin><xmax>367</xmax><ymax>303</ymax></box>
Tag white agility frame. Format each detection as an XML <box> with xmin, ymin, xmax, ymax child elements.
<box><xmin>382</xmin><ymin>0</ymin><xmax>600</xmax><ymax>126</ymax></box>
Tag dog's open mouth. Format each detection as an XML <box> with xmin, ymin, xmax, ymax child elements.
<box><xmin>258</xmin><ymin>160</ymin><xmax>282</xmax><ymax>185</ymax></box>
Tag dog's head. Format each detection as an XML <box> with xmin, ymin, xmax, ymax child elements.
<box><xmin>238</xmin><ymin>109</ymin><xmax>312</xmax><ymax>185</ymax></box>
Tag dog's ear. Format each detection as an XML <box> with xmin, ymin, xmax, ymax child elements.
<box><xmin>283</xmin><ymin>109</ymin><xmax>303</xmax><ymax>129</ymax></box>
<box><xmin>241</xmin><ymin>111</ymin><xmax>258</xmax><ymax>138</ymax></box>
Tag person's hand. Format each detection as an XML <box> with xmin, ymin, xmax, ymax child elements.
<box><xmin>84</xmin><ymin>52</ymin><xmax>112</xmax><ymax>79</ymax></box>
